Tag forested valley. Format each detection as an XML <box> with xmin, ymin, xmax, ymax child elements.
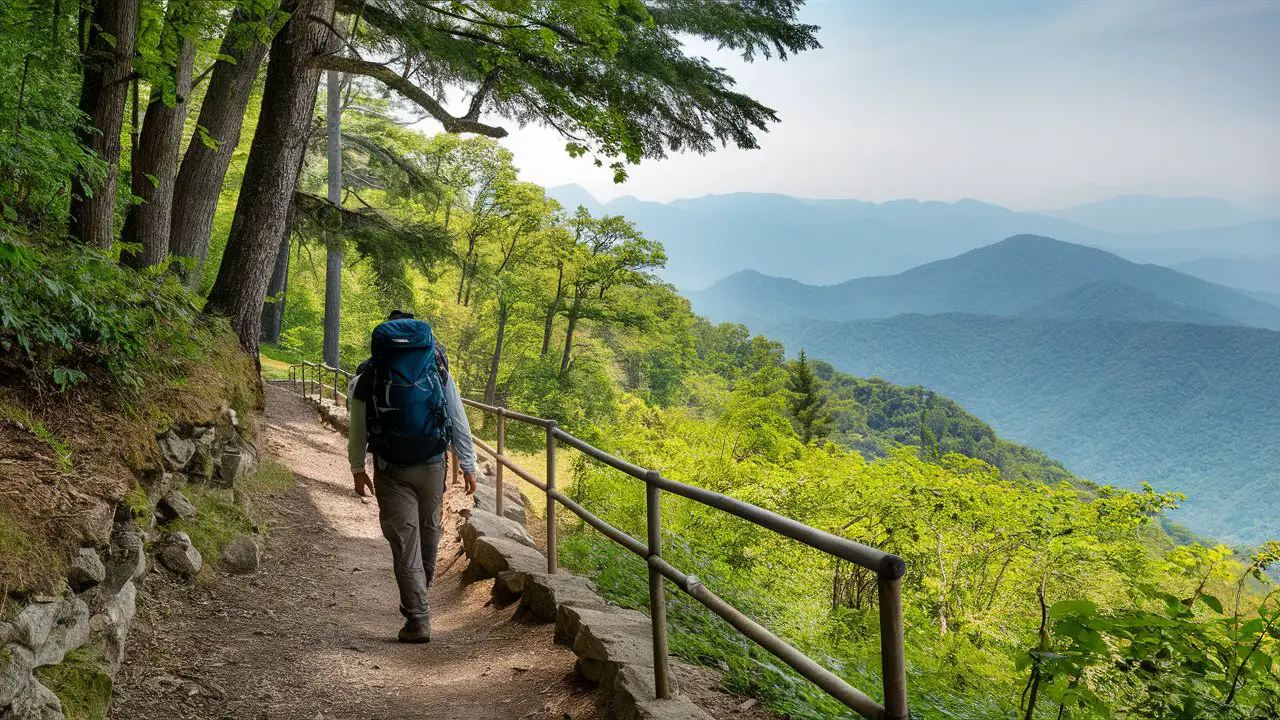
<box><xmin>1</xmin><ymin>1</ymin><xmax>1277</xmax><ymax>719</ymax></box>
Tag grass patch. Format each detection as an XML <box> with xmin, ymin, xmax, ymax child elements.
<box><xmin>0</xmin><ymin>403</ymin><xmax>72</xmax><ymax>470</ymax></box>
<box><xmin>170</xmin><ymin>486</ymin><xmax>256</xmax><ymax>561</ymax></box>
<box><xmin>258</xmin><ymin>354</ymin><xmax>292</xmax><ymax>381</ymax></box>
<box><xmin>35</xmin><ymin>648</ymin><xmax>113</xmax><ymax>720</ymax></box>
<box><xmin>170</xmin><ymin>460</ymin><xmax>295</xmax><ymax>560</ymax></box>
<box><xmin>0</xmin><ymin>505</ymin><xmax>61</xmax><ymax>592</ymax></box>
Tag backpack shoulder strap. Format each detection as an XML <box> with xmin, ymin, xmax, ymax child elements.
<box><xmin>434</xmin><ymin>341</ymin><xmax>450</xmax><ymax>382</ymax></box>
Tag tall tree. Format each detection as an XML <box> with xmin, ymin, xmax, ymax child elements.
<box><xmin>204</xmin><ymin>0</ymin><xmax>337</xmax><ymax>353</ymax></box>
<box><xmin>787</xmin><ymin>349</ymin><xmax>830</xmax><ymax>443</ymax></box>
<box><xmin>168</xmin><ymin>2</ymin><xmax>281</xmax><ymax>286</ymax></box>
<box><xmin>68</xmin><ymin>0</ymin><xmax>141</xmax><ymax>249</ymax></box>
<box><xmin>120</xmin><ymin>0</ymin><xmax>197</xmax><ymax>268</ymax></box>
<box><xmin>322</xmin><ymin>64</ymin><xmax>343</xmax><ymax>367</ymax></box>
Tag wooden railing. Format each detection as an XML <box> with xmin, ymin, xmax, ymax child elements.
<box><xmin>285</xmin><ymin>363</ymin><xmax>909</xmax><ymax>720</ymax></box>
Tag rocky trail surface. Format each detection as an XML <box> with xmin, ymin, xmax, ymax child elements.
<box><xmin>112</xmin><ymin>385</ymin><xmax>607</xmax><ymax>720</ymax></box>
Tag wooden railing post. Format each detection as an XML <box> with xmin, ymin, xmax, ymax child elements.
<box><xmin>332</xmin><ymin>366</ymin><xmax>340</xmax><ymax>405</ymax></box>
<box><xmin>495</xmin><ymin>408</ymin><xmax>506</xmax><ymax>519</ymax></box>
<box><xmin>879</xmin><ymin>573</ymin><xmax>909</xmax><ymax>720</ymax></box>
<box><xmin>546</xmin><ymin>421</ymin><xmax>558</xmax><ymax>574</ymax></box>
<box><xmin>646</xmin><ymin>473</ymin><xmax>671</xmax><ymax>699</ymax></box>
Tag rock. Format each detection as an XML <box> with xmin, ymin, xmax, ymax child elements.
<box><xmin>11</xmin><ymin>602</ymin><xmax>59</xmax><ymax>651</ymax></box>
<box><xmin>225</xmin><ymin>408</ymin><xmax>239</xmax><ymax>429</ymax></box>
<box><xmin>612</xmin><ymin>665</ymin><xmax>712</xmax><ymax>720</ymax></box>
<box><xmin>158</xmin><ymin>430</ymin><xmax>196</xmax><ymax>472</ymax></box>
<box><xmin>155</xmin><ymin>489</ymin><xmax>198</xmax><ymax>524</ymax></box>
<box><xmin>522</xmin><ymin>573</ymin><xmax>608</xmax><ymax>622</ymax></box>
<box><xmin>557</xmin><ymin>604</ymin><xmax>650</xmax><ymax>648</ymax></box>
<box><xmin>220</xmin><ymin>535</ymin><xmax>260</xmax><ymax>575</ymax></box>
<box><xmin>103</xmin><ymin>530</ymin><xmax>148</xmax><ymax>592</ymax></box>
<box><xmin>470</xmin><ymin>536</ymin><xmax>545</xmax><ymax>580</ymax></box>
<box><xmin>189</xmin><ymin>426</ymin><xmax>218</xmax><ymax>482</ymax></box>
<box><xmin>570</xmin><ymin>607</ymin><xmax>656</xmax><ymax>685</ymax></box>
<box><xmin>67</xmin><ymin>548</ymin><xmax>106</xmax><ymax>592</ymax></box>
<box><xmin>157</xmin><ymin>532</ymin><xmax>202</xmax><ymax>578</ymax></box>
<box><xmin>8</xmin><ymin>678</ymin><xmax>65</xmax><ymax>720</ymax></box>
<box><xmin>496</xmin><ymin>570</ymin><xmax>529</xmax><ymax>596</ymax></box>
<box><xmin>472</xmin><ymin>483</ymin><xmax>527</xmax><ymax>524</ymax></box>
<box><xmin>0</xmin><ymin>644</ymin><xmax>35</xmax><ymax>707</ymax></box>
<box><xmin>89</xmin><ymin>581</ymin><xmax>136</xmax><ymax>676</ymax></box>
<box><xmin>33</xmin><ymin>599</ymin><xmax>90</xmax><ymax>667</ymax></box>
<box><xmin>79</xmin><ymin>501</ymin><xmax>115</xmax><ymax>546</ymax></box>
<box><xmin>460</xmin><ymin>510</ymin><xmax>535</xmax><ymax>556</ymax></box>
<box><xmin>217</xmin><ymin>440</ymin><xmax>257</xmax><ymax>488</ymax></box>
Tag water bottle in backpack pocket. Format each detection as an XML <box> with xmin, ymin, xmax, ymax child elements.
<box><xmin>363</xmin><ymin>318</ymin><xmax>451</xmax><ymax>465</ymax></box>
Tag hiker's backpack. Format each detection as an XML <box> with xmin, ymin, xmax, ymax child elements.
<box><xmin>358</xmin><ymin>318</ymin><xmax>451</xmax><ymax>465</ymax></box>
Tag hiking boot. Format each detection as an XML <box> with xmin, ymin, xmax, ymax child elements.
<box><xmin>398</xmin><ymin>619</ymin><xmax>431</xmax><ymax>643</ymax></box>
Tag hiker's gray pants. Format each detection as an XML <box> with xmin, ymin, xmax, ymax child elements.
<box><xmin>374</xmin><ymin>458</ymin><xmax>446</xmax><ymax>623</ymax></box>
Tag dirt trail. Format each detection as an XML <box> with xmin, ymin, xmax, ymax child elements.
<box><xmin>112</xmin><ymin>385</ymin><xmax>606</xmax><ymax>720</ymax></box>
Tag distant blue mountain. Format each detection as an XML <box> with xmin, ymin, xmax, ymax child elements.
<box><xmin>1170</xmin><ymin>255</ymin><xmax>1280</xmax><ymax>295</ymax></box>
<box><xmin>546</xmin><ymin>185</ymin><xmax>1279</xmax><ymax>290</ymax></box>
<box><xmin>692</xmin><ymin>235</ymin><xmax>1280</xmax><ymax>331</ymax></box>
<box><xmin>1042</xmin><ymin>194</ymin><xmax>1273</xmax><ymax>235</ymax></box>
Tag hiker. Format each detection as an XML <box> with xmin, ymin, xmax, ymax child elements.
<box><xmin>347</xmin><ymin>310</ymin><xmax>477</xmax><ymax>643</ymax></box>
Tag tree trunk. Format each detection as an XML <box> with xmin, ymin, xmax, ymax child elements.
<box><xmin>204</xmin><ymin>0</ymin><xmax>337</xmax><ymax>356</ymax></box>
<box><xmin>322</xmin><ymin>67</ymin><xmax>343</xmax><ymax>367</ymax></box>
<box><xmin>259</xmin><ymin>212</ymin><xmax>294</xmax><ymax>346</ymax></box>
<box><xmin>68</xmin><ymin>0</ymin><xmax>140</xmax><ymax>250</ymax></box>
<box><xmin>484</xmin><ymin>297</ymin><xmax>509</xmax><ymax>404</ymax></box>
<box><xmin>120</xmin><ymin>4</ymin><xmax>195</xmax><ymax>269</ymax></box>
<box><xmin>560</xmin><ymin>295</ymin><xmax>583</xmax><ymax>373</ymax></box>
<box><xmin>168</xmin><ymin>6</ymin><xmax>273</xmax><ymax>287</ymax></box>
<box><xmin>540</xmin><ymin>262</ymin><xmax>564</xmax><ymax>357</ymax></box>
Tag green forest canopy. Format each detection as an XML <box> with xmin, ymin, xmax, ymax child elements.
<box><xmin>1</xmin><ymin>2</ymin><xmax>1278</xmax><ymax>719</ymax></box>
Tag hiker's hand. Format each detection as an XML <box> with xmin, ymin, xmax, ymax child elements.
<box><xmin>354</xmin><ymin>471</ymin><xmax>374</xmax><ymax>497</ymax></box>
<box><xmin>463</xmin><ymin>471</ymin><xmax>476</xmax><ymax>495</ymax></box>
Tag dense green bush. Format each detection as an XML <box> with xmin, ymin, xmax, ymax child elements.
<box><xmin>0</xmin><ymin>238</ymin><xmax>201</xmax><ymax>390</ymax></box>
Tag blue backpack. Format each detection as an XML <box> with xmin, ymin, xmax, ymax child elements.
<box><xmin>358</xmin><ymin>318</ymin><xmax>451</xmax><ymax>465</ymax></box>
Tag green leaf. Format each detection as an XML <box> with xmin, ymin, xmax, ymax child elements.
<box><xmin>1199</xmin><ymin>594</ymin><xmax>1223</xmax><ymax>614</ymax></box>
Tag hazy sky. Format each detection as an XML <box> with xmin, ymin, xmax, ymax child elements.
<box><xmin>477</xmin><ymin>1</ymin><xmax>1280</xmax><ymax>210</ymax></box>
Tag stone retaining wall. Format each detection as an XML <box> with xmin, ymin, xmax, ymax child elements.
<box><xmin>0</xmin><ymin>407</ymin><xmax>261</xmax><ymax>720</ymax></box>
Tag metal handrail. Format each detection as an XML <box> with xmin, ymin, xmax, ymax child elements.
<box><xmin>282</xmin><ymin>368</ymin><xmax>908</xmax><ymax>719</ymax></box>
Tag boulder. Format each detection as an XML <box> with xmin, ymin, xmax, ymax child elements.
<box><xmin>78</xmin><ymin>501</ymin><xmax>115</xmax><ymax>546</ymax></box>
<box><xmin>471</xmin><ymin>536</ymin><xmax>545</xmax><ymax>580</ymax></box>
<box><xmin>0</xmin><ymin>644</ymin><xmax>35</xmax><ymax>707</ymax></box>
<box><xmin>7</xmin><ymin>678</ymin><xmax>65</xmax><ymax>720</ymax></box>
<box><xmin>33</xmin><ymin>599</ymin><xmax>90</xmax><ymax>667</ymax></box>
<box><xmin>220</xmin><ymin>535</ymin><xmax>261</xmax><ymax>575</ymax></box>
<box><xmin>102</xmin><ymin>530</ymin><xmax>148</xmax><ymax>592</ymax></box>
<box><xmin>158</xmin><ymin>430</ymin><xmax>195</xmax><ymax>472</ymax></box>
<box><xmin>11</xmin><ymin>602</ymin><xmax>59</xmax><ymax>650</ymax></box>
<box><xmin>460</xmin><ymin>510</ymin><xmax>535</xmax><ymax>556</ymax></box>
<box><xmin>556</xmin><ymin>604</ymin><xmax>650</xmax><ymax>648</ymax></box>
<box><xmin>570</xmin><ymin>607</ymin><xmax>656</xmax><ymax>685</ymax></box>
<box><xmin>217</xmin><ymin>440</ymin><xmax>257</xmax><ymax>488</ymax></box>
<box><xmin>157</xmin><ymin>532</ymin><xmax>202</xmax><ymax>578</ymax></box>
<box><xmin>67</xmin><ymin>548</ymin><xmax>106</xmax><ymax>592</ymax></box>
<box><xmin>188</xmin><ymin>426</ymin><xmax>218</xmax><ymax>482</ymax></box>
<box><xmin>88</xmin><ymin>581</ymin><xmax>136</xmax><ymax>676</ymax></box>
<box><xmin>155</xmin><ymin>489</ymin><xmax>198</xmax><ymax>525</ymax></box>
<box><xmin>612</xmin><ymin>665</ymin><xmax>712</xmax><ymax>720</ymax></box>
<box><xmin>473</xmin><ymin>483</ymin><xmax>526</xmax><ymax>524</ymax></box>
<box><xmin>521</xmin><ymin>572</ymin><xmax>608</xmax><ymax>622</ymax></box>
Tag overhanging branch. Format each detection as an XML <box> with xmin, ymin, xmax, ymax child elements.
<box><xmin>311</xmin><ymin>54</ymin><xmax>508</xmax><ymax>138</ymax></box>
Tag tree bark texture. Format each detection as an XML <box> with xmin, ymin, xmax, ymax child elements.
<box><xmin>540</xmin><ymin>262</ymin><xmax>564</xmax><ymax>357</ymax></box>
<box><xmin>322</xmin><ymin>67</ymin><xmax>343</xmax><ymax>367</ymax></box>
<box><xmin>69</xmin><ymin>0</ymin><xmax>141</xmax><ymax>250</ymax></box>
<box><xmin>259</xmin><ymin>212</ymin><xmax>293</xmax><ymax>346</ymax></box>
<box><xmin>168</xmin><ymin>7</ymin><xmax>272</xmax><ymax>286</ymax></box>
<box><xmin>204</xmin><ymin>0</ymin><xmax>337</xmax><ymax>355</ymax></box>
<box><xmin>120</xmin><ymin>7</ymin><xmax>196</xmax><ymax>269</ymax></box>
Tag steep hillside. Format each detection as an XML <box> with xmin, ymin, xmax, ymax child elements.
<box><xmin>1170</xmin><ymin>255</ymin><xmax>1280</xmax><ymax>295</ymax></box>
<box><xmin>761</xmin><ymin>313</ymin><xmax>1280</xmax><ymax>543</ymax></box>
<box><xmin>694</xmin><ymin>236</ymin><xmax>1280</xmax><ymax>330</ymax></box>
<box><xmin>1041</xmin><ymin>195</ymin><xmax>1271</xmax><ymax>234</ymax></box>
<box><xmin>1019</xmin><ymin>280</ymin><xmax>1236</xmax><ymax>325</ymax></box>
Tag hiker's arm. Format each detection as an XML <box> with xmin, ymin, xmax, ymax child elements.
<box><xmin>444</xmin><ymin>376</ymin><xmax>477</xmax><ymax>474</ymax></box>
<box><xmin>348</xmin><ymin>395</ymin><xmax>368</xmax><ymax>474</ymax></box>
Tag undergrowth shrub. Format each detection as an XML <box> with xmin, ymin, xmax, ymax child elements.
<box><xmin>0</xmin><ymin>237</ymin><xmax>201</xmax><ymax>391</ymax></box>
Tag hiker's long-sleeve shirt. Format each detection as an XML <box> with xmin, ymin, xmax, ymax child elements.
<box><xmin>347</xmin><ymin>373</ymin><xmax>477</xmax><ymax>475</ymax></box>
